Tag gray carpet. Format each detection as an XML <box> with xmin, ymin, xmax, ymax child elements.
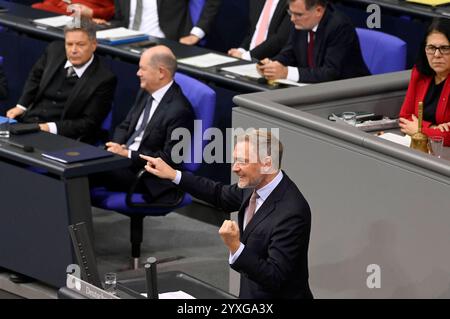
<box><xmin>92</xmin><ymin>207</ymin><xmax>230</xmax><ymax>293</ymax></box>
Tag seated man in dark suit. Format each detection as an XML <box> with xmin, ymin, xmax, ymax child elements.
<box><xmin>257</xmin><ymin>0</ymin><xmax>370</xmax><ymax>83</ymax></box>
<box><xmin>6</xmin><ymin>17</ymin><xmax>117</xmax><ymax>144</ymax></box>
<box><xmin>0</xmin><ymin>64</ymin><xmax>7</xmax><ymax>100</ymax></box>
<box><xmin>141</xmin><ymin>129</ymin><xmax>313</xmax><ymax>299</ymax></box>
<box><xmin>228</xmin><ymin>0</ymin><xmax>291</xmax><ymax>61</ymax></box>
<box><xmin>90</xmin><ymin>45</ymin><xmax>194</xmax><ymax>203</ymax></box>
<box><xmin>107</xmin><ymin>0</ymin><xmax>222</xmax><ymax>45</ymax></box>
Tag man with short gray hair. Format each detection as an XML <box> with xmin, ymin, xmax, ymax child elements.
<box><xmin>90</xmin><ymin>45</ymin><xmax>195</xmax><ymax>204</ymax></box>
<box><xmin>6</xmin><ymin>17</ymin><xmax>116</xmax><ymax>144</ymax></box>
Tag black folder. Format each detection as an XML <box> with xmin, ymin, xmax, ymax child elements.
<box><xmin>42</xmin><ymin>145</ymin><xmax>113</xmax><ymax>164</ymax></box>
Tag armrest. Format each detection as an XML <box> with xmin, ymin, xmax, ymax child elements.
<box><xmin>125</xmin><ymin>169</ymin><xmax>185</xmax><ymax>208</ymax></box>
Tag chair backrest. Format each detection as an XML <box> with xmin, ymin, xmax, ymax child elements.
<box><xmin>355</xmin><ymin>28</ymin><xmax>407</xmax><ymax>75</ymax></box>
<box><xmin>189</xmin><ymin>0</ymin><xmax>206</xmax><ymax>26</ymax></box>
<box><xmin>174</xmin><ymin>72</ymin><xmax>216</xmax><ymax>173</ymax></box>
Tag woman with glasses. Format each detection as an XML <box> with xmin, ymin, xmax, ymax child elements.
<box><xmin>399</xmin><ymin>18</ymin><xmax>450</xmax><ymax>146</ymax></box>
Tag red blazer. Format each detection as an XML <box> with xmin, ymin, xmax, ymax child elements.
<box><xmin>399</xmin><ymin>66</ymin><xmax>450</xmax><ymax>146</ymax></box>
<box><xmin>32</xmin><ymin>0</ymin><xmax>115</xmax><ymax>20</ymax></box>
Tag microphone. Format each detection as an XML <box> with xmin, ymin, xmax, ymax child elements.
<box><xmin>4</xmin><ymin>140</ymin><xmax>34</xmax><ymax>152</ymax></box>
<box><xmin>144</xmin><ymin>257</ymin><xmax>158</xmax><ymax>299</ymax></box>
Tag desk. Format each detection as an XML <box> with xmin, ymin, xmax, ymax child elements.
<box><xmin>0</xmin><ymin>132</ymin><xmax>130</xmax><ymax>287</ymax></box>
<box><xmin>58</xmin><ymin>271</ymin><xmax>236</xmax><ymax>299</ymax></box>
<box><xmin>232</xmin><ymin>71</ymin><xmax>450</xmax><ymax>298</ymax></box>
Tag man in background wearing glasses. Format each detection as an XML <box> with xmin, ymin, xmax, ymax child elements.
<box><xmin>257</xmin><ymin>0</ymin><xmax>370</xmax><ymax>83</ymax></box>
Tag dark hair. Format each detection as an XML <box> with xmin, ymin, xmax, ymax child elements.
<box><xmin>416</xmin><ymin>18</ymin><xmax>450</xmax><ymax>76</ymax></box>
<box><xmin>64</xmin><ymin>16</ymin><xmax>97</xmax><ymax>41</ymax></box>
<box><xmin>288</xmin><ymin>0</ymin><xmax>328</xmax><ymax>10</ymax></box>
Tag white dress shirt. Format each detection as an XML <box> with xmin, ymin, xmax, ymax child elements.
<box><xmin>127</xmin><ymin>81</ymin><xmax>173</xmax><ymax>158</ymax></box>
<box><xmin>129</xmin><ymin>0</ymin><xmax>205</xmax><ymax>39</ymax></box>
<box><xmin>238</xmin><ymin>0</ymin><xmax>280</xmax><ymax>61</ymax></box>
<box><xmin>287</xmin><ymin>24</ymin><xmax>318</xmax><ymax>82</ymax></box>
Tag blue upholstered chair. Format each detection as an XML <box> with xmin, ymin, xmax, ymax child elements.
<box><xmin>356</xmin><ymin>28</ymin><xmax>407</xmax><ymax>75</ymax></box>
<box><xmin>91</xmin><ymin>72</ymin><xmax>216</xmax><ymax>268</ymax></box>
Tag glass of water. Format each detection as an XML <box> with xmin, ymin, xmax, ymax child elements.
<box><xmin>428</xmin><ymin>136</ymin><xmax>444</xmax><ymax>158</ymax></box>
<box><xmin>342</xmin><ymin>112</ymin><xmax>357</xmax><ymax>126</ymax></box>
<box><xmin>104</xmin><ymin>272</ymin><xmax>117</xmax><ymax>295</ymax></box>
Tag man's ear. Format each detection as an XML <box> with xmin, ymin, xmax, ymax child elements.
<box><xmin>260</xmin><ymin>156</ymin><xmax>275</xmax><ymax>174</ymax></box>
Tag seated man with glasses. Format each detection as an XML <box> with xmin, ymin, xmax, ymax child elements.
<box><xmin>256</xmin><ymin>0</ymin><xmax>369</xmax><ymax>83</ymax></box>
<box><xmin>399</xmin><ymin>18</ymin><xmax>450</xmax><ymax>146</ymax></box>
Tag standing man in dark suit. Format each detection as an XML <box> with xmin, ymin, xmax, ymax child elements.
<box><xmin>109</xmin><ymin>0</ymin><xmax>222</xmax><ymax>45</ymax></box>
<box><xmin>141</xmin><ymin>130</ymin><xmax>313</xmax><ymax>299</ymax></box>
<box><xmin>6</xmin><ymin>17</ymin><xmax>117</xmax><ymax>144</ymax></box>
<box><xmin>228</xmin><ymin>0</ymin><xmax>291</xmax><ymax>61</ymax></box>
<box><xmin>257</xmin><ymin>0</ymin><xmax>369</xmax><ymax>83</ymax></box>
<box><xmin>91</xmin><ymin>45</ymin><xmax>194</xmax><ymax>203</ymax></box>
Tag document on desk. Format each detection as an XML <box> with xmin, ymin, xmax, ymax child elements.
<box><xmin>140</xmin><ymin>290</ymin><xmax>196</xmax><ymax>299</ymax></box>
<box><xmin>177</xmin><ymin>53</ymin><xmax>237</xmax><ymax>68</ymax></box>
<box><xmin>221</xmin><ymin>63</ymin><xmax>261</xmax><ymax>79</ymax></box>
<box><xmin>274</xmin><ymin>79</ymin><xmax>309</xmax><ymax>87</ymax></box>
<box><xmin>406</xmin><ymin>0</ymin><xmax>450</xmax><ymax>6</ymax></box>
<box><xmin>378</xmin><ymin>132</ymin><xmax>411</xmax><ymax>147</ymax></box>
<box><xmin>96</xmin><ymin>27</ymin><xmax>148</xmax><ymax>44</ymax></box>
<box><xmin>42</xmin><ymin>145</ymin><xmax>113</xmax><ymax>164</ymax></box>
<box><xmin>220</xmin><ymin>64</ymin><xmax>309</xmax><ymax>86</ymax></box>
<box><xmin>33</xmin><ymin>15</ymin><xmax>74</xmax><ymax>28</ymax></box>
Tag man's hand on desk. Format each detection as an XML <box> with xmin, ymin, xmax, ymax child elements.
<box><xmin>38</xmin><ymin>123</ymin><xmax>49</xmax><ymax>132</ymax></box>
<box><xmin>399</xmin><ymin>115</ymin><xmax>419</xmax><ymax>136</ymax></box>
<box><xmin>228</xmin><ymin>48</ymin><xmax>243</xmax><ymax>59</ymax></box>
<box><xmin>6</xmin><ymin>106</ymin><xmax>24</xmax><ymax>119</ymax></box>
<box><xmin>256</xmin><ymin>59</ymin><xmax>288</xmax><ymax>81</ymax></box>
<box><xmin>105</xmin><ymin>142</ymin><xmax>128</xmax><ymax>157</ymax></box>
<box><xmin>179</xmin><ymin>34</ymin><xmax>200</xmax><ymax>45</ymax></box>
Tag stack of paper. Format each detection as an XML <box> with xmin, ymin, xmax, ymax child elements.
<box><xmin>33</xmin><ymin>15</ymin><xmax>74</xmax><ymax>28</ymax></box>
<box><xmin>406</xmin><ymin>0</ymin><xmax>450</xmax><ymax>6</ymax></box>
<box><xmin>178</xmin><ymin>53</ymin><xmax>237</xmax><ymax>68</ymax></box>
<box><xmin>96</xmin><ymin>27</ymin><xmax>149</xmax><ymax>45</ymax></box>
<box><xmin>378</xmin><ymin>132</ymin><xmax>411</xmax><ymax>147</ymax></box>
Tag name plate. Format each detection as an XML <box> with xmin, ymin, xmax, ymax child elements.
<box><xmin>66</xmin><ymin>274</ymin><xmax>119</xmax><ymax>299</ymax></box>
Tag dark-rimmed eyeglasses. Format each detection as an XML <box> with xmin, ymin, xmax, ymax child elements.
<box><xmin>425</xmin><ymin>45</ymin><xmax>450</xmax><ymax>55</ymax></box>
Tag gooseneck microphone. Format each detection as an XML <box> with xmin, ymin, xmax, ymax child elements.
<box><xmin>4</xmin><ymin>140</ymin><xmax>34</xmax><ymax>152</ymax></box>
<box><xmin>144</xmin><ymin>257</ymin><xmax>158</xmax><ymax>299</ymax></box>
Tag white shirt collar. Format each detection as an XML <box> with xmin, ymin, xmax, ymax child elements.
<box><xmin>255</xmin><ymin>170</ymin><xmax>284</xmax><ymax>202</ymax></box>
<box><xmin>150</xmin><ymin>80</ymin><xmax>174</xmax><ymax>103</ymax></box>
<box><xmin>64</xmin><ymin>54</ymin><xmax>95</xmax><ymax>78</ymax></box>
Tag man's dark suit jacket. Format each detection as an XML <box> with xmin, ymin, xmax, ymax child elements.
<box><xmin>178</xmin><ymin>171</ymin><xmax>313</xmax><ymax>299</ymax></box>
<box><xmin>273</xmin><ymin>3</ymin><xmax>370</xmax><ymax>83</ymax></box>
<box><xmin>112</xmin><ymin>0</ymin><xmax>222</xmax><ymax>40</ymax></box>
<box><xmin>17</xmin><ymin>41</ymin><xmax>117</xmax><ymax>143</ymax></box>
<box><xmin>0</xmin><ymin>64</ymin><xmax>7</xmax><ymax>100</ymax></box>
<box><xmin>112</xmin><ymin>82</ymin><xmax>194</xmax><ymax>201</ymax></box>
<box><xmin>240</xmin><ymin>0</ymin><xmax>290</xmax><ymax>60</ymax></box>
